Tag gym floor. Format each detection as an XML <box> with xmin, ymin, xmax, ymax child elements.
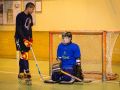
<box><xmin>0</xmin><ymin>58</ymin><xmax>120</xmax><ymax>90</ymax></box>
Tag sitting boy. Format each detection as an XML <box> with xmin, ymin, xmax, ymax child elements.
<box><xmin>45</xmin><ymin>32</ymin><xmax>83</xmax><ymax>84</ymax></box>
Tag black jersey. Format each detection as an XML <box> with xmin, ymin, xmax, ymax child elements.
<box><xmin>15</xmin><ymin>12</ymin><xmax>33</xmax><ymax>41</ymax></box>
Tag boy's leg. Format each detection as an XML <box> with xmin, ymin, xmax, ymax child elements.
<box><xmin>21</xmin><ymin>51</ymin><xmax>31</xmax><ymax>79</ymax></box>
<box><xmin>61</xmin><ymin>68</ymin><xmax>74</xmax><ymax>81</ymax></box>
<box><xmin>18</xmin><ymin>51</ymin><xmax>31</xmax><ymax>79</ymax></box>
<box><xmin>51</xmin><ymin>71</ymin><xmax>61</xmax><ymax>81</ymax></box>
<box><xmin>59</xmin><ymin>68</ymin><xmax>75</xmax><ymax>84</ymax></box>
<box><xmin>44</xmin><ymin>63</ymin><xmax>62</xmax><ymax>83</ymax></box>
<box><xmin>15</xmin><ymin>39</ymin><xmax>24</xmax><ymax>79</ymax></box>
<box><xmin>44</xmin><ymin>68</ymin><xmax>62</xmax><ymax>83</ymax></box>
<box><xmin>24</xmin><ymin>60</ymin><xmax>31</xmax><ymax>79</ymax></box>
<box><xmin>18</xmin><ymin>58</ymin><xmax>25</xmax><ymax>79</ymax></box>
<box><xmin>16</xmin><ymin>38</ymin><xmax>31</xmax><ymax>79</ymax></box>
<box><xmin>51</xmin><ymin>63</ymin><xmax>62</xmax><ymax>81</ymax></box>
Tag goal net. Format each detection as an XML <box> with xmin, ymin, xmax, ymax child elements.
<box><xmin>49</xmin><ymin>31</ymin><xmax>119</xmax><ymax>81</ymax></box>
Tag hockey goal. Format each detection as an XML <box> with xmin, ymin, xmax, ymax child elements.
<box><xmin>49</xmin><ymin>31</ymin><xmax>120</xmax><ymax>81</ymax></box>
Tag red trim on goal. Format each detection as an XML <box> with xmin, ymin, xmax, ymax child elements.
<box><xmin>49</xmin><ymin>32</ymin><xmax>53</xmax><ymax>74</ymax></box>
<box><xmin>49</xmin><ymin>31</ymin><xmax>107</xmax><ymax>81</ymax></box>
<box><xmin>102</xmin><ymin>31</ymin><xmax>107</xmax><ymax>81</ymax></box>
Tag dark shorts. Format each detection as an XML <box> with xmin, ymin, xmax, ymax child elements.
<box><xmin>15</xmin><ymin>38</ymin><xmax>30</xmax><ymax>52</ymax></box>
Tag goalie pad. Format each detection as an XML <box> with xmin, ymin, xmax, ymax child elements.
<box><xmin>74</xmin><ymin>64</ymin><xmax>84</xmax><ymax>81</ymax></box>
<box><xmin>52</xmin><ymin>63</ymin><xmax>84</xmax><ymax>81</ymax></box>
<box><xmin>52</xmin><ymin>63</ymin><xmax>75</xmax><ymax>83</ymax></box>
<box><xmin>51</xmin><ymin>63</ymin><xmax>62</xmax><ymax>82</ymax></box>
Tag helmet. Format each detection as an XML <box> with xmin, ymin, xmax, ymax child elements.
<box><xmin>62</xmin><ymin>32</ymin><xmax>72</xmax><ymax>39</ymax></box>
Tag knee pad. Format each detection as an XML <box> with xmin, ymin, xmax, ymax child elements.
<box><xmin>21</xmin><ymin>52</ymin><xmax>29</xmax><ymax>60</ymax></box>
<box><xmin>51</xmin><ymin>63</ymin><xmax>62</xmax><ymax>81</ymax></box>
<box><xmin>52</xmin><ymin>72</ymin><xmax>61</xmax><ymax>81</ymax></box>
<box><xmin>52</xmin><ymin>63</ymin><xmax>61</xmax><ymax>72</ymax></box>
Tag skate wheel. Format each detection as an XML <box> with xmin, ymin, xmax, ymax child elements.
<box><xmin>25</xmin><ymin>79</ymin><xmax>32</xmax><ymax>85</ymax></box>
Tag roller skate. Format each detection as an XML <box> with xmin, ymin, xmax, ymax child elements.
<box><xmin>18</xmin><ymin>73</ymin><xmax>25</xmax><ymax>84</ymax></box>
<box><xmin>18</xmin><ymin>73</ymin><xmax>24</xmax><ymax>79</ymax></box>
<box><xmin>25</xmin><ymin>73</ymin><xmax>32</xmax><ymax>85</ymax></box>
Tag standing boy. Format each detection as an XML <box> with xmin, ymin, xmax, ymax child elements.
<box><xmin>14</xmin><ymin>2</ymin><xmax>35</xmax><ymax>80</ymax></box>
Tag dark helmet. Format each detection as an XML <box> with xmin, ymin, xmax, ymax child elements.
<box><xmin>62</xmin><ymin>32</ymin><xmax>72</xmax><ymax>39</ymax></box>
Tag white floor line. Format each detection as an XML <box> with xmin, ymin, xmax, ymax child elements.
<box><xmin>0</xmin><ymin>70</ymin><xmax>50</xmax><ymax>78</ymax></box>
<box><xmin>106</xmin><ymin>81</ymin><xmax>120</xmax><ymax>84</ymax></box>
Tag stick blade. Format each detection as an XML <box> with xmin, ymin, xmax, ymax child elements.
<box><xmin>44</xmin><ymin>80</ymin><xmax>58</xmax><ymax>84</ymax></box>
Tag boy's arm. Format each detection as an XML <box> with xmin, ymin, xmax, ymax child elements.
<box><xmin>30</xmin><ymin>15</ymin><xmax>33</xmax><ymax>41</ymax></box>
<box><xmin>74</xmin><ymin>45</ymin><xmax>81</xmax><ymax>65</ymax></box>
<box><xmin>16</xmin><ymin>14</ymin><xmax>26</xmax><ymax>40</ymax></box>
<box><xmin>56</xmin><ymin>44</ymin><xmax>62</xmax><ymax>64</ymax></box>
<box><xmin>16</xmin><ymin>15</ymin><xmax>32</xmax><ymax>47</ymax></box>
<box><xmin>57</xmin><ymin>44</ymin><xmax>62</xmax><ymax>60</ymax></box>
<box><xmin>28</xmin><ymin>16</ymin><xmax>33</xmax><ymax>46</ymax></box>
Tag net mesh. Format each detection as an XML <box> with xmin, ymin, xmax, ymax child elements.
<box><xmin>49</xmin><ymin>31</ymin><xmax>120</xmax><ymax>81</ymax></box>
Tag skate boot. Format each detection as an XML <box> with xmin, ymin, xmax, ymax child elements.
<box><xmin>25</xmin><ymin>73</ymin><xmax>32</xmax><ymax>85</ymax></box>
<box><xmin>18</xmin><ymin>73</ymin><xmax>24</xmax><ymax>79</ymax></box>
<box><xmin>26</xmin><ymin>73</ymin><xmax>32</xmax><ymax>79</ymax></box>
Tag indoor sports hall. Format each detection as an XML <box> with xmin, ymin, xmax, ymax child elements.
<box><xmin>0</xmin><ymin>0</ymin><xmax>120</xmax><ymax>90</ymax></box>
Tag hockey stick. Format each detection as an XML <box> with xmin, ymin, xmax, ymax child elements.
<box><xmin>60</xmin><ymin>70</ymin><xmax>92</xmax><ymax>83</ymax></box>
<box><xmin>30</xmin><ymin>47</ymin><xmax>44</xmax><ymax>82</ymax></box>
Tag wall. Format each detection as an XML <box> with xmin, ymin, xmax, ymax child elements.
<box><xmin>0</xmin><ymin>31</ymin><xmax>49</xmax><ymax>61</ymax></box>
<box><xmin>0</xmin><ymin>0</ymin><xmax>120</xmax><ymax>31</ymax></box>
<box><xmin>0</xmin><ymin>0</ymin><xmax>120</xmax><ymax>63</ymax></box>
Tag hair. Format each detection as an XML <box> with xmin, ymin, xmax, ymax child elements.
<box><xmin>25</xmin><ymin>2</ymin><xmax>35</xmax><ymax>9</ymax></box>
<box><xmin>62</xmin><ymin>32</ymin><xmax>72</xmax><ymax>39</ymax></box>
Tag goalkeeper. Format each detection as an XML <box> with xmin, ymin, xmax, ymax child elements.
<box><xmin>45</xmin><ymin>32</ymin><xmax>84</xmax><ymax>84</ymax></box>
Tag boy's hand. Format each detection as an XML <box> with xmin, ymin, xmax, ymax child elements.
<box><xmin>23</xmin><ymin>39</ymin><xmax>32</xmax><ymax>47</ymax></box>
<box><xmin>30</xmin><ymin>38</ymin><xmax>33</xmax><ymax>43</ymax></box>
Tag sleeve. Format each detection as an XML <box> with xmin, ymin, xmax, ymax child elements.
<box><xmin>57</xmin><ymin>44</ymin><xmax>62</xmax><ymax>60</ymax></box>
<box><xmin>16</xmin><ymin>14</ymin><xmax>26</xmax><ymax>40</ymax></box>
<box><xmin>30</xmin><ymin>28</ymin><xmax>32</xmax><ymax>39</ymax></box>
<box><xmin>30</xmin><ymin>15</ymin><xmax>33</xmax><ymax>39</ymax></box>
<box><xmin>74</xmin><ymin>44</ymin><xmax>81</xmax><ymax>59</ymax></box>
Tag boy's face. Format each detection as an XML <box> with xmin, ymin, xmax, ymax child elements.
<box><xmin>62</xmin><ymin>37</ymin><xmax>71</xmax><ymax>44</ymax></box>
<box><xmin>28</xmin><ymin>7</ymin><xmax>34</xmax><ymax>14</ymax></box>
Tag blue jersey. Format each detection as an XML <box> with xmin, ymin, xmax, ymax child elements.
<box><xmin>57</xmin><ymin>42</ymin><xmax>81</xmax><ymax>69</ymax></box>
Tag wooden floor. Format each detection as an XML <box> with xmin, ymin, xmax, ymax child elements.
<box><xmin>0</xmin><ymin>58</ymin><xmax>120</xmax><ymax>90</ymax></box>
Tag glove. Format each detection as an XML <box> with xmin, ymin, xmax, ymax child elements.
<box><xmin>23</xmin><ymin>39</ymin><xmax>32</xmax><ymax>47</ymax></box>
<box><xmin>30</xmin><ymin>38</ymin><xmax>33</xmax><ymax>43</ymax></box>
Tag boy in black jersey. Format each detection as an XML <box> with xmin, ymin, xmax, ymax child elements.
<box><xmin>14</xmin><ymin>2</ymin><xmax>35</xmax><ymax>79</ymax></box>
